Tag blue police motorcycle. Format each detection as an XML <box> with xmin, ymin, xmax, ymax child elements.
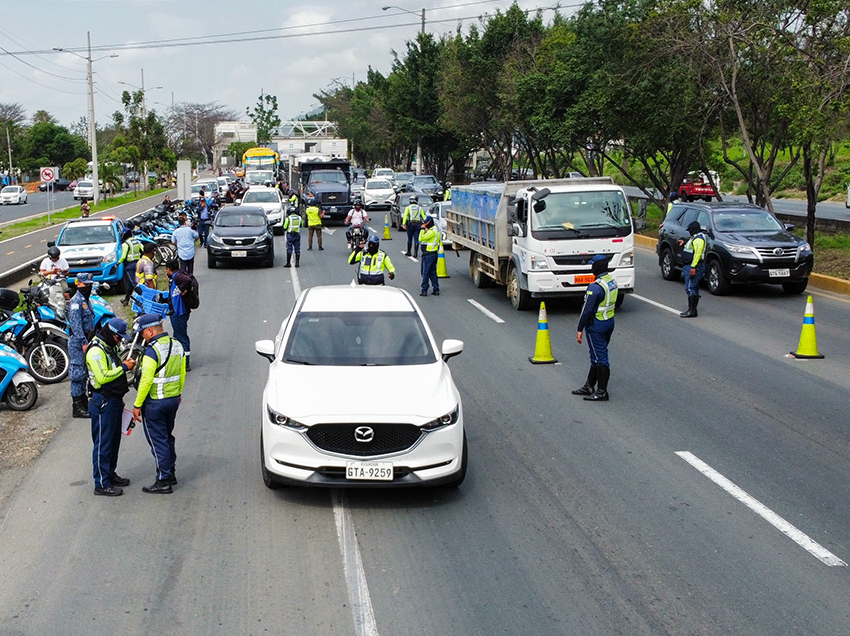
<box><xmin>0</xmin><ymin>286</ymin><xmax>70</xmax><ymax>384</ymax></box>
<box><xmin>0</xmin><ymin>343</ymin><xmax>38</xmax><ymax>410</ymax></box>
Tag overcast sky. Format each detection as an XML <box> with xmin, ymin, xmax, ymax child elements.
<box><xmin>0</xmin><ymin>0</ymin><xmax>568</xmax><ymax>130</ymax></box>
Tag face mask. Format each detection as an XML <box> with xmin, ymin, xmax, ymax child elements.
<box><xmin>368</xmin><ymin>243</ymin><xmax>379</xmax><ymax>255</ymax></box>
<box><xmin>79</xmin><ymin>286</ymin><xmax>93</xmax><ymax>299</ymax></box>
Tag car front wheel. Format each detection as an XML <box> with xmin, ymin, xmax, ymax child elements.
<box><xmin>706</xmin><ymin>259</ymin><xmax>731</xmax><ymax>295</ymax></box>
<box><xmin>660</xmin><ymin>247</ymin><xmax>679</xmax><ymax>281</ymax></box>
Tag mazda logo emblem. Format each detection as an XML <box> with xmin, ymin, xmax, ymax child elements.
<box><xmin>354</xmin><ymin>426</ymin><xmax>374</xmax><ymax>443</ymax></box>
<box><xmin>773</xmin><ymin>247</ymin><xmax>783</xmax><ymax>256</ymax></box>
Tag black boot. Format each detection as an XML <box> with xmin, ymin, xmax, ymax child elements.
<box><xmin>680</xmin><ymin>296</ymin><xmax>697</xmax><ymax>318</ymax></box>
<box><xmin>571</xmin><ymin>364</ymin><xmax>597</xmax><ymax>395</ymax></box>
<box><xmin>584</xmin><ymin>365</ymin><xmax>610</xmax><ymax>401</ymax></box>
<box><xmin>295</xmin><ymin>253</ymin><xmax>300</xmax><ymax>268</ymax></box>
<box><xmin>284</xmin><ymin>254</ymin><xmax>292</xmax><ymax>268</ymax></box>
<box><xmin>692</xmin><ymin>295</ymin><xmax>699</xmax><ymax>317</ymax></box>
<box><xmin>72</xmin><ymin>395</ymin><xmax>89</xmax><ymax>418</ymax></box>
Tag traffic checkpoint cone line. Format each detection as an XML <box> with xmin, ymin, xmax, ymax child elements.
<box><xmin>790</xmin><ymin>295</ymin><xmax>824</xmax><ymax>359</ymax></box>
<box><xmin>529</xmin><ymin>301</ymin><xmax>557</xmax><ymax>364</ymax></box>
<box><xmin>437</xmin><ymin>242</ymin><xmax>450</xmax><ymax>278</ymax></box>
<box><xmin>383</xmin><ymin>215</ymin><xmax>392</xmax><ymax>240</ymax></box>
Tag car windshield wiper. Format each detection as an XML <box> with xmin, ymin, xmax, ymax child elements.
<box><xmin>285</xmin><ymin>358</ymin><xmax>312</xmax><ymax>365</ymax></box>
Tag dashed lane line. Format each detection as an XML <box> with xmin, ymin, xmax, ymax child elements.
<box><xmin>631</xmin><ymin>293</ymin><xmax>681</xmax><ymax>315</ymax></box>
<box><xmin>676</xmin><ymin>451</ymin><xmax>846</xmax><ymax>567</ymax></box>
<box><xmin>468</xmin><ymin>299</ymin><xmax>505</xmax><ymax>323</ymax></box>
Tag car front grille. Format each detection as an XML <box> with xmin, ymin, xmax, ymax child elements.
<box><xmin>320</xmin><ymin>192</ymin><xmax>345</xmax><ymax>204</ymax></box>
<box><xmin>754</xmin><ymin>246</ymin><xmax>798</xmax><ymax>258</ymax></box>
<box><xmin>222</xmin><ymin>238</ymin><xmax>254</xmax><ymax>246</ymax></box>
<box><xmin>306</xmin><ymin>423</ymin><xmax>423</xmax><ymax>457</ymax></box>
<box><xmin>69</xmin><ymin>256</ymin><xmax>103</xmax><ymax>268</ymax></box>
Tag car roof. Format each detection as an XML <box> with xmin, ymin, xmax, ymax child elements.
<box><xmin>672</xmin><ymin>201</ymin><xmax>765</xmax><ymax>212</ymax></box>
<box><xmin>299</xmin><ymin>285</ymin><xmax>417</xmax><ymax>313</ymax></box>
<box><xmin>65</xmin><ymin>217</ymin><xmax>120</xmax><ymax>226</ymax></box>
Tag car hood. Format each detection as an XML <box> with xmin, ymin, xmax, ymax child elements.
<box><xmin>243</xmin><ymin>202</ymin><xmax>282</xmax><ymax>214</ymax></box>
<box><xmin>211</xmin><ymin>226</ymin><xmax>268</xmax><ymax>238</ymax></box>
<box><xmin>716</xmin><ymin>230</ymin><xmax>803</xmax><ymax>247</ymax></box>
<box><xmin>265</xmin><ymin>362</ymin><xmax>458</xmax><ymax>424</ymax></box>
<box><xmin>366</xmin><ymin>188</ymin><xmax>395</xmax><ymax>197</ymax></box>
<box><xmin>59</xmin><ymin>244</ymin><xmax>115</xmax><ymax>259</ymax></box>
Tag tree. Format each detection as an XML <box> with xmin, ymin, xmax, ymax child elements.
<box><xmin>227</xmin><ymin>141</ymin><xmax>255</xmax><ymax>163</ymax></box>
<box><xmin>32</xmin><ymin>110</ymin><xmax>57</xmax><ymax>125</ymax></box>
<box><xmin>21</xmin><ymin>122</ymin><xmax>88</xmax><ymax>172</ymax></box>
<box><xmin>98</xmin><ymin>160</ymin><xmax>123</xmax><ymax>198</ymax></box>
<box><xmin>112</xmin><ymin>89</ymin><xmax>169</xmax><ymax>191</ymax></box>
<box><xmin>246</xmin><ymin>93</ymin><xmax>281</xmax><ymax>145</ymax></box>
<box><xmin>0</xmin><ymin>103</ymin><xmax>26</xmax><ymax>126</ymax></box>
<box><xmin>62</xmin><ymin>158</ymin><xmax>88</xmax><ymax>180</ymax></box>
<box><xmin>166</xmin><ymin>101</ymin><xmax>238</xmax><ymax>163</ymax></box>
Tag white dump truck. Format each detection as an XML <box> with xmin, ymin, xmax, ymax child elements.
<box><xmin>446</xmin><ymin>177</ymin><xmax>636</xmax><ymax>309</ymax></box>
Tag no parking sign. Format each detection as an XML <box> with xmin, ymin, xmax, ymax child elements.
<box><xmin>40</xmin><ymin>166</ymin><xmax>58</xmax><ymax>182</ymax></box>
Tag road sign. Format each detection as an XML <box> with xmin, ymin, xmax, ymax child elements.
<box><xmin>40</xmin><ymin>166</ymin><xmax>58</xmax><ymax>182</ymax></box>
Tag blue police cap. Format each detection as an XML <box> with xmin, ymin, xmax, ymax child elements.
<box><xmin>134</xmin><ymin>313</ymin><xmax>163</xmax><ymax>332</ymax></box>
<box><xmin>75</xmin><ymin>273</ymin><xmax>94</xmax><ymax>285</ymax></box>
<box><xmin>107</xmin><ymin>317</ymin><xmax>132</xmax><ymax>341</ymax></box>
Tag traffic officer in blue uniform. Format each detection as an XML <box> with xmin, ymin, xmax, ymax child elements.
<box><xmin>132</xmin><ymin>313</ymin><xmax>186</xmax><ymax>494</ymax></box>
<box><xmin>86</xmin><ymin>318</ymin><xmax>135</xmax><ymax>496</ymax></box>
<box><xmin>68</xmin><ymin>273</ymin><xmax>96</xmax><ymax>418</ymax></box>
<box><xmin>348</xmin><ymin>235</ymin><xmax>396</xmax><ymax>285</ymax></box>
<box><xmin>678</xmin><ymin>221</ymin><xmax>707</xmax><ymax>318</ymax></box>
<box><xmin>572</xmin><ymin>255</ymin><xmax>618</xmax><ymax>402</ymax></box>
<box><xmin>418</xmin><ymin>216</ymin><xmax>441</xmax><ymax>296</ymax></box>
<box><xmin>283</xmin><ymin>207</ymin><xmax>302</xmax><ymax>268</ymax></box>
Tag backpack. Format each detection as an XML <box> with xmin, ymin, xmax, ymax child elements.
<box><xmin>184</xmin><ymin>274</ymin><xmax>200</xmax><ymax>310</ymax></box>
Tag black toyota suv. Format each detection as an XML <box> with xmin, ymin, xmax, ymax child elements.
<box><xmin>656</xmin><ymin>202</ymin><xmax>813</xmax><ymax>295</ymax></box>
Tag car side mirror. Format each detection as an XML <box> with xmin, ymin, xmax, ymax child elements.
<box><xmin>255</xmin><ymin>339</ymin><xmax>275</xmax><ymax>362</ymax></box>
<box><xmin>234</xmin><ymin>199</ymin><xmax>242</xmax><ymax>206</ymax></box>
<box><xmin>784</xmin><ymin>223</ymin><xmax>795</xmax><ymax>231</ymax></box>
<box><xmin>441</xmin><ymin>339</ymin><xmax>463</xmax><ymax>362</ymax></box>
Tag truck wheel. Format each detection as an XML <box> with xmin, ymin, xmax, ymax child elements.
<box><xmin>706</xmin><ymin>260</ymin><xmax>731</xmax><ymax>295</ymax></box>
<box><xmin>660</xmin><ymin>247</ymin><xmax>679</xmax><ymax>281</ymax></box>
<box><xmin>470</xmin><ymin>253</ymin><xmax>490</xmax><ymax>289</ymax></box>
<box><xmin>507</xmin><ymin>266</ymin><xmax>531</xmax><ymax>310</ymax></box>
<box><xmin>615</xmin><ymin>294</ymin><xmax>625</xmax><ymax>308</ymax></box>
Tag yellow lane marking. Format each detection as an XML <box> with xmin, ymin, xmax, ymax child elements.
<box><xmin>24</xmin><ymin>244</ymin><xmax>31</xmax><ymax>249</ymax></box>
<box><xmin>6</xmin><ymin>251</ymin><xmax>13</xmax><ymax>255</ymax></box>
<box><xmin>40</xmin><ymin>239</ymin><xmax>46</xmax><ymax>243</ymax></box>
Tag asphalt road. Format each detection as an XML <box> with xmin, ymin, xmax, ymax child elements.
<box><xmin>0</xmin><ymin>190</ymin><xmax>77</xmax><ymax>225</ymax></box>
<box><xmin>724</xmin><ymin>195</ymin><xmax>850</xmax><ymax>221</ymax></box>
<box><xmin>1</xmin><ymin>230</ymin><xmax>850</xmax><ymax>635</ymax></box>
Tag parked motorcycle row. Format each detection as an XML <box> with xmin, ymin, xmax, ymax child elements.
<box><xmin>0</xmin><ymin>200</ymin><xmax>201</xmax><ymax>412</ymax></box>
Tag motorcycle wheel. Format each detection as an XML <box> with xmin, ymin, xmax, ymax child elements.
<box><xmin>4</xmin><ymin>381</ymin><xmax>38</xmax><ymax>411</ymax></box>
<box><xmin>25</xmin><ymin>339</ymin><xmax>70</xmax><ymax>384</ymax></box>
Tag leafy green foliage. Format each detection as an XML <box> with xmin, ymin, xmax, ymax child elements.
<box><xmin>246</xmin><ymin>93</ymin><xmax>281</xmax><ymax>146</ymax></box>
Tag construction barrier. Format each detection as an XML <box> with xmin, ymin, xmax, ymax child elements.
<box><xmin>529</xmin><ymin>302</ymin><xmax>557</xmax><ymax>364</ymax></box>
<box><xmin>790</xmin><ymin>295</ymin><xmax>824</xmax><ymax>359</ymax></box>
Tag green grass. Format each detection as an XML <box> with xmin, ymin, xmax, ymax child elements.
<box><xmin>0</xmin><ymin>188</ymin><xmax>169</xmax><ymax>241</ymax></box>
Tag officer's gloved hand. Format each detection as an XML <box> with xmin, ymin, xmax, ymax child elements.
<box><xmin>389</xmin><ymin>273</ymin><xmax>395</xmax><ymax>280</ymax></box>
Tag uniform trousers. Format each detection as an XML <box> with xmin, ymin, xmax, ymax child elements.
<box><xmin>69</xmin><ymin>337</ymin><xmax>87</xmax><ymax>398</ymax></box>
<box><xmin>141</xmin><ymin>396</ymin><xmax>180</xmax><ymax>482</ymax></box>
<box><xmin>308</xmin><ymin>225</ymin><xmax>323</xmax><ymax>248</ymax></box>
<box><xmin>420</xmin><ymin>250</ymin><xmax>439</xmax><ymax>294</ymax></box>
<box><xmin>406</xmin><ymin>222</ymin><xmax>421</xmax><ymax>255</ymax></box>
<box><xmin>585</xmin><ymin>317</ymin><xmax>615</xmax><ymax>367</ymax></box>
<box><xmin>89</xmin><ymin>392</ymin><xmax>124</xmax><ymax>490</ymax></box>
<box><xmin>286</xmin><ymin>232</ymin><xmax>301</xmax><ymax>254</ymax></box>
<box><xmin>684</xmin><ymin>262</ymin><xmax>706</xmax><ymax>297</ymax></box>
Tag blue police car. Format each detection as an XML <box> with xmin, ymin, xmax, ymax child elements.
<box><xmin>52</xmin><ymin>217</ymin><xmax>128</xmax><ymax>292</ymax></box>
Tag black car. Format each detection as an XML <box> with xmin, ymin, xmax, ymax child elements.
<box><xmin>38</xmin><ymin>178</ymin><xmax>72</xmax><ymax>192</ymax></box>
<box><xmin>656</xmin><ymin>201</ymin><xmax>813</xmax><ymax>295</ymax></box>
<box><xmin>390</xmin><ymin>192</ymin><xmax>433</xmax><ymax>230</ymax></box>
<box><xmin>207</xmin><ymin>205</ymin><xmax>275</xmax><ymax>268</ymax></box>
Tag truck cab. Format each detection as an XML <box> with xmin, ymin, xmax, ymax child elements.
<box><xmin>298</xmin><ymin>159</ymin><xmax>353</xmax><ymax>221</ymax></box>
<box><xmin>53</xmin><ymin>217</ymin><xmax>127</xmax><ymax>291</ymax></box>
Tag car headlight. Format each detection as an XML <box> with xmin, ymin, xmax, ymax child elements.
<box><xmin>266</xmin><ymin>405</ymin><xmax>307</xmax><ymax>431</ymax></box>
<box><xmin>102</xmin><ymin>251</ymin><xmax>117</xmax><ymax>265</ymax></box>
<box><xmin>620</xmin><ymin>251</ymin><xmax>634</xmax><ymax>267</ymax></box>
<box><xmin>799</xmin><ymin>242</ymin><xmax>812</xmax><ymax>253</ymax></box>
<box><xmin>529</xmin><ymin>255</ymin><xmax>549</xmax><ymax>271</ymax></box>
<box><xmin>722</xmin><ymin>242</ymin><xmax>757</xmax><ymax>256</ymax></box>
<box><xmin>422</xmin><ymin>405</ymin><xmax>460</xmax><ymax>431</ymax></box>
<box><xmin>207</xmin><ymin>234</ymin><xmax>224</xmax><ymax>246</ymax></box>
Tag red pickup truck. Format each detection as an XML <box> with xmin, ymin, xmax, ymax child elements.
<box><xmin>678</xmin><ymin>175</ymin><xmax>717</xmax><ymax>202</ymax></box>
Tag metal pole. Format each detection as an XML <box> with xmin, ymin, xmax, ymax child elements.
<box><xmin>141</xmin><ymin>68</ymin><xmax>148</xmax><ymax>192</ymax></box>
<box><xmin>87</xmin><ymin>31</ymin><xmax>99</xmax><ymax>205</ymax></box>
<box><xmin>415</xmin><ymin>9</ymin><xmax>425</xmax><ymax>176</ymax></box>
<box><xmin>4</xmin><ymin>125</ymin><xmax>12</xmax><ymax>182</ymax></box>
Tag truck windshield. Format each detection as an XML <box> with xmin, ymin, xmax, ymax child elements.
<box><xmin>531</xmin><ymin>191</ymin><xmax>631</xmax><ymax>233</ymax></box>
<box><xmin>310</xmin><ymin>171</ymin><xmax>347</xmax><ymax>184</ymax></box>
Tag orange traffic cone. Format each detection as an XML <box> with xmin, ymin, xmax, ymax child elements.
<box><xmin>383</xmin><ymin>215</ymin><xmax>392</xmax><ymax>240</ymax></box>
<box><xmin>790</xmin><ymin>295</ymin><xmax>824</xmax><ymax>359</ymax></box>
<box><xmin>529</xmin><ymin>302</ymin><xmax>557</xmax><ymax>364</ymax></box>
<box><xmin>437</xmin><ymin>243</ymin><xmax>450</xmax><ymax>278</ymax></box>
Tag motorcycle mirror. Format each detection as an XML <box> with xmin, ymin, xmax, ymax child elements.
<box><xmin>47</xmin><ymin>241</ymin><xmax>55</xmax><ymax>248</ymax></box>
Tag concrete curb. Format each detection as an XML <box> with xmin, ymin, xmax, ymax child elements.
<box><xmin>633</xmin><ymin>232</ymin><xmax>850</xmax><ymax>296</ymax></box>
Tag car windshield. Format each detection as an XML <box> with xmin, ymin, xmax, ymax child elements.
<box><xmin>77</xmin><ymin>182</ymin><xmax>92</xmax><ymax>188</ymax></box>
<box><xmin>243</xmin><ymin>192</ymin><xmax>279</xmax><ymax>203</ymax></box>
<box><xmin>403</xmin><ymin>194</ymin><xmax>432</xmax><ymax>206</ymax></box>
<box><xmin>531</xmin><ymin>190</ymin><xmax>631</xmax><ymax>232</ymax></box>
<box><xmin>216</xmin><ymin>212</ymin><xmax>267</xmax><ymax>227</ymax></box>
<box><xmin>367</xmin><ymin>180</ymin><xmax>391</xmax><ymax>190</ymax></box>
<box><xmin>191</xmin><ymin>185</ymin><xmax>205</xmax><ymax>193</ymax></box>
<box><xmin>283</xmin><ymin>311</ymin><xmax>436</xmax><ymax>366</ymax></box>
<box><xmin>374</xmin><ymin>170</ymin><xmax>393</xmax><ymax>178</ymax></box>
<box><xmin>414</xmin><ymin>176</ymin><xmax>438</xmax><ymax>185</ymax></box>
<box><xmin>58</xmin><ymin>224</ymin><xmax>116</xmax><ymax>246</ymax></box>
<box><xmin>1</xmin><ymin>186</ymin><xmax>17</xmax><ymax>193</ymax></box>
<box><xmin>713</xmin><ymin>209</ymin><xmax>784</xmax><ymax>232</ymax></box>
<box><xmin>310</xmin><ymin>171</ymin><xmax>347</xmax><ymax>184</ymax></box>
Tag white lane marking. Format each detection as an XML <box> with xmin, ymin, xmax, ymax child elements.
<box><xmin>676</xmin><ymin>451</ymin><xmax>846</xmax><ymax>567</ymax></box>
<box><xmin>632</xmin><ymin>293</ymin><xmax>680</xmax><ymax>315</ymax></box>
<box><xmin>468</xmin><ymin>299</ymin><xmax>505</xmax><ymax>323</ymax></box>
<box><xmin>291</xmin><ymin>260</ymin><xmax>302</xmax><ymax>297</ymax></box>
<box><xmin>401</xmin><ymin>251</ymin><xmax>418</xmax><ymax>263</ymax></box>
<box><xmin>323</xmin><ymin>227</ymin><xmax>337</xmax><ymax>235</ymax></box>
<box><xmin>331</xmin><ymin>490</ymin><xmax>380</xmax><ymax>636</ymax></box>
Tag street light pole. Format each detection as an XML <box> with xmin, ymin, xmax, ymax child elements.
<box><xmin>86</xmin><ymin>31</ymin><xmax>99</xmax><ymax>205</ymax></box>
